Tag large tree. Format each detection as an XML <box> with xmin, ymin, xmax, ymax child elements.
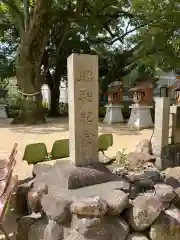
<box><xmin>2</xmin><ymin>0</ymin><xmax>174</xmax><ymax>123</ymax></box>
<box><xmin>130</xmin><ymin>0</ymin><xmax>180</xmax><ymax>71</ymax></box>
<box><xmin>1</xmin><ymin>0</ymin><xmax>53</xmax><ymax>124</ymax></box>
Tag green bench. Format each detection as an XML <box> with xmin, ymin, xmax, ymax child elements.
<box><xmin>23</xmin><ymin>134</ymin><xmax>113</xmax><ymax>165</ymax></box>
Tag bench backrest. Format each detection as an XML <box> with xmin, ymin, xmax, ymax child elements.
<box><xmin>51</xmin><ymin>139</ymin><xmax>69</xmax><ymax>159</ymax></box>
<box><xmin>98</xmin><ymin>134</ymin><xmax>113</xmax><ymax>151</ymax></box>
<box><xmin>23</xmin><ymin>143</ymin><xmax>48</xmax><ymax>164</ymax></box>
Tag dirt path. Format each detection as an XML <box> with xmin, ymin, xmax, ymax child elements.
<box><xmin>0</xmin><ymin>118</ymin><xmax>153</xmax><ymax>180</ymax></box>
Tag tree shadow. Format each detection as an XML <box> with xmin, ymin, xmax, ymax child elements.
<box><xmin>0</xmin><ymin>118</ymin><xmax>69</xmax><ymax>134</ymax></box>
<box><xmin>99</xmin><ymin>123</ymin><xmax>143</xmax><ymax>136</ymax></box>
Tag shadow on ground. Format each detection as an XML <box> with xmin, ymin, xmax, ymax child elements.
<box><xmin>99</xmin><ymin>123</ymin><xmax>142</xmax><ymax>136</ymax></box>
<box><xmin>0</xmin><ymin>118</ymin><xmax>69</xmax><ymax>135</ymax></box>
<box><xmin>0</xmin><ymin>118</ymin><xmax>150</xmax><ymax>136</ymax></box>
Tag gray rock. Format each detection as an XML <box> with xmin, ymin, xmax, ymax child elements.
<box><xmin>126</xmin><ymin>168</ymin><xmax>160</xmax><ymax>183</ymax></box>
<box><xmin>108</xmin><ymin>216</ymin><xmax>129</xmax><ymax>240</ymax></box>
<box><xmin>71</xmin><ymin>215</ymin><xmax>129</xmax><ymax>240</ymax></box>
<box><xmin>28</xmin><ymin>183</ymin><xmax>48</xmax><ymax>213</ymax></box>
<box><xmin>102</xmin><ymin>190</ymin><xmax>129</xmax><ymax>215</ymax></box>
<box><xmin>28</xmin><ymin>218</ymin><xmax>48</xmax><ymax>240</ymax></box>
<box><xmin>64</xmin><ymin>230</ymin><xmax>86</xmax><ymax>240</ymax></box>
<box><xmin>70</xmin><ymin>196</ymin><xmax>108</xmax><ymax>217</ymax></box>
<box><xmin>126</xmin><ymin>233</ymin><xmax>149</xmax><ymax>240</ymax></box>
<box><xmin>16</xmin><ymin>213</ymin><xmax>42</xmax><ymax>240</ymax></box>
<box><xmin>163</xmin><ymin>167</ymin><xmax>180</xmax><ymax>188</ymax></box>
<box><xmin>149</xmin><ymin>205</ymin><xmax>180</xmax><ymax>240</ymax></box>
<box><xmin>43</xmin><ymin>219</ymin><xmax>63</xmax><ymax>240</ymax></box>
<box><xmin>173</xmin><ymin>187</ymin><xmax>180</xmax><ymax>207</ymax></box>
<box><xmin>71</xmin><ymin>215</ymin><xmax>110</xmax><ymax>239</ymax></box>
<box><xmin>154</xmin><ymin>183</ymin><xmax>175</xmax><ymax>202</ymax></box>
<box><xmin>111</xmin><ymin>166</ymin><xmax>128</xmax><ymax>177</ymax></box>
<box><xmin>33</xmin><ymin>164</ymin><xmax>52</xmax><ymax>177</ymax></box>
<box><xmin>127</xmin><ymin>195</ymin><xmax>164</xmax><ymax>231</ymax></box>
<box><xmin>54</xmin><ymin>161</ymin><xmax>119</xmax><ymax>190</ymax></box>
<box><xmin>15</xmin><ymin>178</ymin><xmax>34</xmax><ymax>216</ymax></box>
<box><xmin>126</xmin><ymin>152</ymin><xmax>156</xmax><ymax>171</ymax></box>
<box><xmin>41</xmin><ymin>194</ymin><xmax>71</xmax><ymax>225</ymax></box>
<box><xmin>135</xmin><ymin>139</ymin><xmax>152</xmax><ymax>155</ymax></box>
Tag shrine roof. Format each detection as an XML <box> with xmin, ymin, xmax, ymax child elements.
<box><xmin>129</xmin><ymin>81</ymin><xmax>153</xmax><ymax>92</ymax></box>
<box><xmin>107</xmin><ymin>85</ymin><xmax>122</xmax><ymax>93</ymax></box>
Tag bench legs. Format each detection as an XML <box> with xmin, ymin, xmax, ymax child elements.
<box><xmin>0</xmin><ymin>224</ymin><xmax>10</xmax><ymax>240</ymax></box>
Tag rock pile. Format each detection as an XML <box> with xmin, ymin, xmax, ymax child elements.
<box><xmin>16</xmin><ymin>140</ymin><xmax>180</xmax><ymax>240</ymax></box>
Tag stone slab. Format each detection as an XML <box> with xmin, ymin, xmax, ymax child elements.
<box><xmin>34</xmin><ymin>160</ymin><xmax>123</xmax><ymax>190</ymax></box>
<box><xmin>152</xmin><ymin>97</ymin><xmax>170</xmax><ymax>169</ymax></box>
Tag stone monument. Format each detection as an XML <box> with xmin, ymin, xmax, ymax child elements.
<box><xmin>103</xmin><ymin>81</ymin><xmax>124</xmax><ymax>124</ymax></box>
<box><xmin>127</xmin><ymin>81</ymin><xmax>153</xmax><ymax>130</ymax></box>
<box><xmin>67</xmin><ymin>53</ymin><xmax>99</xmax><ymax>166</ymax></box>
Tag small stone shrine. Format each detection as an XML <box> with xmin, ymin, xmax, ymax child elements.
<box><xmin>127</xmin><ymin>80</ymin><xmax>153</xmax><ymax>130</ymax></box>
<box><xmin>168</xmin><ymin>79</ymin><xmax>180</xmax><ymax>105</ymax></box>
<box><xmin>103</xmin><ymin>81</ymin><xmax>124</xmax><ymax>124</ymax></box>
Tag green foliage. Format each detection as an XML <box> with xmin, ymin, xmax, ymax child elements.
<box><xmin>1</xmin><ymin>0</ymin><xmax>180</xmax><ymax>119</ymax></box>
<box><xmin>99</xmin><ymin>106</ymin><xmax>106</xmax><ymax>118</ymax></box>
<box><xmin>130</xmin><ymin>0</ymin><xmax>180</xmax><ymax>72</ymax></box>
<box><xmin>115</xmin><ymin>149</ymin><xmax>128</xmax><ymax>166</ymax></box>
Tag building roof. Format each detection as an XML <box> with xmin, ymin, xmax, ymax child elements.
<box><xmin>129</xmin><ymin>81</ymin><xmax>153</xmax><ymax>92</ymax></box>
<box><xmin>107</xmin><ymin>85</ymin><xmax>123</xmax><ymax>93</ymax></box>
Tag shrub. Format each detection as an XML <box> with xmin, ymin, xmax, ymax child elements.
<box><xmin>99</xmin><ymin>106</ymin><xmax>106</xmax><ymax>118</ymax></box>
<box><xmin>5</xmin><ymin>93</ymin><xmax>21</xmax><ymax>118</ymax></box>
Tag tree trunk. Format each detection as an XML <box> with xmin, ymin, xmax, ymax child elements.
<box><xmin>49</xmin><ymin>85</ymin><xmax>60</xmax><ymax>117</ymax></box>
<box><xmin>14</xmin><ymin>49</ymin><xmax>46</xmax><ymax>125</ymax></box>
<box><xmin>49</xmin><ymin>78</ymin><xmax>60</xmax><ymax>117</ymax></box>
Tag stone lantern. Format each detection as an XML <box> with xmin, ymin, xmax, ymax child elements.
<box><xmin>127</xmin><ymin>81</ymin><xmax>153</xmax><ymax>130</ymax></box>
<box><xmin>103</xmin><ymin>81</ymin><xmax>124</xmax><ymax>124</ymax></box>
<box><xmin>168</xmin><ymin>79</ymin><xmax>180</xmax><ymax>105</ymax></box>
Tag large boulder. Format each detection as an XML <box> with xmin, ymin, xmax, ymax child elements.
<box><xmin>16</xmin><ymin>213</ymin><xmax>42</xmax><ymax>240</ymax></box>
<box><xmin>102</xmin><ymin>190</ymin><xmax>129</xmax><ymax>215</ymax></box>
<box><xmin>28</xmin><ymin>182</ymin><xmax>48</xmax><ymax>213</ymax></box>
<box><xmin>163</xmin><ymin>167</ymin><xmax>180</xmax><ymax>188</ymax></box>
<box><xmin>70</xmin><ymin>215</ymin><xmax>129</xmax><ymax>240</ymax></box>
<box><xmin>126</xmin><ymin>152</ymin><xmax>156</xmax><ymax>171</ymax></box>
<box><xmin>149</xmin><ymin>205</ymin><xmax>180</xmax><ymax>240</ymax></box>
<box><xmin>41</xmin><ymin>194</ymin><xmax>71</xmax><ymax>225</ymax></box>
<box><xmin>43</xmin><ymin>219</ymin><xmax>63</xmax><ymax>240</ymax></box>
<box><xmin>127</xmin><ymin>195</ymin><xmax>164</xmax><ymax>231</ymax></box>
<box><xmin>15</xmin><ymin>178</ymin><xmax>34</xmax><ymax>216</ymax></box>
<box><xmin>28</xmin><ymin>218</ymin><xmax>48</xmax><ymax>240</ymax></box>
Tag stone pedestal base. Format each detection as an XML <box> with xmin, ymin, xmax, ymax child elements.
<box><xmin>0</xmin><ymin>104</ymin><xmax>7</xmax><ymax>119</ymax></box>
<box><xmin>103</xmin><ymin>104</ymin><xmax>124</xmax><ymax>124</ymax></box>
<box><xmin>127</xmin><ymin>104</ymin><xmax>153</xmax><ymax>130</ymax></box>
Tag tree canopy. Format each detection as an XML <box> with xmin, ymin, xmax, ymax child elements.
<box><xmin>0</xmin><ymin>0</ymin><xmax>180</xmax><ymax>122</ymax></box>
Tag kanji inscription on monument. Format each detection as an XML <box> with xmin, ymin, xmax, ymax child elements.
<box><xmin>67</xmin><ymin>54</ymin><xmax>99</xmax><ymax>166</ymax></box>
